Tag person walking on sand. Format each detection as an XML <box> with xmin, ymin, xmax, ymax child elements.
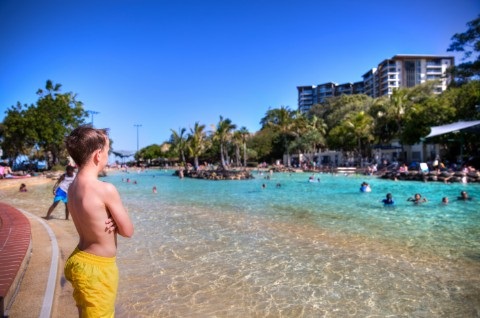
<box><xmin>63</xmin><ymin>125</ymin><xmax>134</xmax><ymax>318</ymax></box>
<box><xmin>45</xmin><ymin>165</ymin><xmax>76</xmax><ymax>220</ymax></box>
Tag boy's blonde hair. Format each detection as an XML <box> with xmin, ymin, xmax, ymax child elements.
<box><xmin>66</xmin><ymin>125</ymin><xmax>109</xmax><ymax>167</ymax></box>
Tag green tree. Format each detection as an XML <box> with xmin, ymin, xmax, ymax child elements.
<box><xmin>136</xmin><ymin>144</ymin><xmax>163</xmax><ymax>161</ymax></box>
<box><xmin>440</xmin><ymin>80</ymin><xmax>480</xmax><ymax>121</ymax></box>
<box><xmin>247</xmin><ymin>128</ymin><xmax>275</xmax><ymax>163</ymax></box>
<box><xmin>401</xmin><ymin>97</ymin><xmax>448</xmax><ymax>144</ymax></box>
<box><xmin>429</xmin><ymin>81</ymin><xmax>480</xmax><ymax>161</ymax></box>
<box><xmin>1</xmin><ymin>80</ymin><xmax>87</xmax><ymax>167</ymax></box>
<box><xmin>288</xmin><ymin>113</ymin><xmax>327</xmax><ymax>165</ymax></box>
<box><xmin>260</xmin><ymin>106</ymin><xmax>296</xmax><ymax>166</ymax></box>
<box><xmin>32</xmin><ymin>80</ymin><xmax>87</xmax><ymax>167</ymax></box>
<box><xmin>345</xmin><ymin>111</ymin><xmax>375</xmax><ymax>159</ymax></box>
<box><xmin>447</xmin><ymin>15</ymin><xmax>480</xmax><ymax>82</ymax></box>
<box><xmin>232</xmin><ymin>130</ymin><xmax>243</xmax><ymax>167</ymax></box>
<box><xmin>368</xmin><ymin>96</ymin><xmax>397</xmax><ymax>144</ymax></box>
<box><xmin>310</xmin><ymin>94</ymin><xmax>374</xmax><ymax>133</ymax></box>
<box><xmin>169</xmin><ymin>127</ymin><xmax>188</xmax><ymax>166</ymax></box>
<box><xmin>238</xmin><ymin>126</ymin><xmax>249</xmax><ymax>167</ymax></box>
<box><xmin>328</xmin><ymin>111</ymin><xmax>374</xmax><ymax>164</ymax></box>
<box><xmin>187</xmin><ymin>122</ymin><xmax>207</xmax><ymax>170</ymax></box>
<box><xmin>303</xmin><ymin>115</ymin><xmax>327</xmax><ymax>158</ymax></box>
<box><xmin>1</xmin><ymin>102</ymin><xmax>37</xmax><ymax>161</ymax></box>
<box><xmin>213</xmin><ymin>116</ymin><xmax>236</xmax><ymax>169</ymax></box>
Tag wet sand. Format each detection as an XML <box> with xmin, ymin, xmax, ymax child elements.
<box><xmin>0</xmin><ymin>176</ymin><xmax>78</xmax><ymax>317</ymax></box>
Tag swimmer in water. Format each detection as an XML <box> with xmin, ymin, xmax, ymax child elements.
<box><xmin>442</xmin><ymin>197</ymin><xmax>449</xmax><ymax>204</ymax></box>
<box><xmin>407</xmin><ymin>193</ymin><xmax>427</xmax><ymax>204</ymax></box>
<box><xmin>457</xmin><ymin>191</ymin><xmax>472</xmax><ymax>201</ymax></box>
<box><xmin>360</xmin><ymin>182</ymin><xmax>371</xmax><ymax>192</ymax></box>
<box><xmin>382</xmin><ymin>193</ymin><xmax>394</xmax><ymax>205</ymax></box>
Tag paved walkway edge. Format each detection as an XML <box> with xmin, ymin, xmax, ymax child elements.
<box><xmin>0</xmin><ymin>203</ymin><xmax>32</xmax><ymax>318</ymax></box>
<box><xmin>19</xmin><ymin>210</ymin><xmax>59</xmax><ymax>318</ymax></box>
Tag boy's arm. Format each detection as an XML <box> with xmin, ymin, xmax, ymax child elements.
<box><xmin>104</xmin><ymin>183</ymin><xmax>134</xmax><ymax>238</ymax></box>
<box><xmin>52</xmin><ymin>174</ymin><xmax>65</xmax><ymax>194</ymax></box>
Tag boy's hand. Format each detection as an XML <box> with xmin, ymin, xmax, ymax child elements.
<box><xmin>105</xmin><ymin>217</ymin><xmax>117</xmax><ymax>233</ymax></box>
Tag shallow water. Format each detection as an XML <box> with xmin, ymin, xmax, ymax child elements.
<box><xmin>105</xmin><ymin>170</ymin><xmax>480</xmax><ymax>317</ymax></box>
<box><xmin>3</xmin><ymin>170</ymin><xmax>480</xmax><ymax>317</ymax></box>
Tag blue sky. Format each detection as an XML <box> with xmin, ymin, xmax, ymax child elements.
<box><xmin>1</xmin><ymin>0</ymin><xmax>479</xmax><ymax>159</ymax></box>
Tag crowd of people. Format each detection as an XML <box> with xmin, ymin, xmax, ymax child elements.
<box><xmin>357</xmin><ymin>180</ymin><xmax>474</xmax><ymax>206</ymax></box>
<box><xmin>377</xmin><ymin>190</ymin><xmax>473</xmax><ymax>206</ymax></box>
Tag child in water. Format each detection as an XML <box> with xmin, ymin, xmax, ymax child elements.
<box><xmin>407</xmin><ymin>193</ymin><xmax>427</xmax><ymax>204</ymax></box>
<box><xmin>360</xmin><ymin>182</ymin><xmax>371</xmax><ymax>192</ymax></box>
<box><xmin>382</xmin><ymin>193</ymin><xmax>394</xmax><ymax>205</ymax></box>
<box><xmin>457</xmin><ymin>191</ymin><xmax>472</xmax><ymax>201</ymax></box>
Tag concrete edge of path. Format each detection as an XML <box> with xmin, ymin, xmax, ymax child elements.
<box><xmin>18</xmin><ymin>209</ymin><xmax>59</xmax><ymax>318</ymax></box>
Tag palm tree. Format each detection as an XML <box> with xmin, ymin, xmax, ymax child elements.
<box><xmin>287</xmin><ymin>114</ymin><xmax>328</xmax><ymax>167</ymax></box>
<box><xmin>213</xmin><ymin>116</ymin><xmax>236</xmax><ymax>169</ymax></box>
<box><xmin>388</xmin><ymin>88</ymin><xmax>410</xmax><ymax>137</ymax></box>
<box><xmin>187</xmin><ymin>122</ymin><xmax>207</xmax><ymax>170</ymax></box>
<box><xmin>344</xmin><ymin>111</ymin><xmax>374</xmax><ymax>165</ymax></box>
<box><xmin>232</xmin><ymin>130</ymin><xmax>243</xmax><ymax>167</ymax></box>
<box><xmin>238</xmin><ymin>126</ymin><xmax>249</xmax><ymax>167</ymax></box>
<box><xmin>170</xmin><ymin>127</ymin><xmax>187</xmax><ymax>166</ymax></box>
<box><xmin>304</xmin><ymin>115</ymin><xmax>328</xmax><ymax>161</ymax></box>
<box><xmin>260</xmin><ymin>106</ymin><xmax>296</xmax><ymax>166</ymax></box>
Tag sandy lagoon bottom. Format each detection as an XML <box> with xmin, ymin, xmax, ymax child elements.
<box><xmin>3</xmin><ymin>171</ymin><xmax>480</xmax><ymax>317</ymax></box>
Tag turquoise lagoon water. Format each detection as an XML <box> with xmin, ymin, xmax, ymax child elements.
<box><xmin>106</xmin><ymin>170</ymin><xmax>479</xmax><ymax>317</ymax></box>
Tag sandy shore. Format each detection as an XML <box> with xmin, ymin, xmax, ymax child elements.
<box><xmin>0</xmin><ymin>176</ymin><xmax>78</xmax><ymax>317</ymax></box>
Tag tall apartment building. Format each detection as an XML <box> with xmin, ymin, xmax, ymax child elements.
<box><xmin>297</xmin><ymin>81</ymin><xmax>364</xmax><ymax>113</ymax></box>
<box><xmin>298</xmin><ymin>54</ymin><xmax>454</xmax><ymax>112</ymax></box>
<box><xmin>372</xmin><ymin>55</ymin><xmax>453</xmax><ymax>98</ymax></box>
<box><xmin>298</xmin><ymin>85</ymin><xmax>317</xmax><ymax>113</ymax></box>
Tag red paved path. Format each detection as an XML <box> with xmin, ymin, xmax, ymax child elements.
<box><xmin>0</xmin><ymin>202</ymin><xmax>32</xmax><ymax>317</ymax></box>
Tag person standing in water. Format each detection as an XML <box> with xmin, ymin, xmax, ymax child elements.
<box><xmin>382</xmin><ymin>193</ymin><xmax>395</xmax><ymax>205</ymax></box>
<box><xmin>458</xmin><ymin>191</ymin><xmax>472</xmax><ymax>201</ymax></box>
<box><xmin>407</xmin><ymin>193</ymin><xmax>427</xmax><ymax>204</ymax></box>
<box><xmin>63</xmin><ymin>125</ymin><xmax>134</xmax><ymax>317</ymax></box>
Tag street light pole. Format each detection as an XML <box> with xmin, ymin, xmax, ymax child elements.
<box><xmin>134</xmin><ymin>124</ymin><xmax>142</xmax><ymax>152</ymax></box>
<box><xmin>86</xmin><ymin>110</ymin><xmax>100</xmax><ymax>126</ymax></box>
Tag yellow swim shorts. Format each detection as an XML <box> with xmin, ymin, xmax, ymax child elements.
<box><xmin>64</xmin><ymin>247</ymin><xmax>118</xmax><ymax>318</ymax></box>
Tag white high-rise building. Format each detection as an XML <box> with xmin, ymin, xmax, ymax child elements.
<box><xmin>298</xmin><ymin>54</ymin><xmax>454</xmax><ymax>112</ymax></box>
<box><xmin>371</xmin><ymin>54</ymin><xmax>454</xmax><ymax>98</ymax></box>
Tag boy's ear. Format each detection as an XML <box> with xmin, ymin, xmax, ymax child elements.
<box><xmin>93</xmin><ymin>149</ymin><xmax>101</xmax><ymax>164</ymax></box>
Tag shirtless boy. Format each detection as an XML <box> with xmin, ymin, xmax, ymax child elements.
<box><xmin>64</xmin><ymin>126</ymin><xmax>134</xmax><ymax>317</ymax></box>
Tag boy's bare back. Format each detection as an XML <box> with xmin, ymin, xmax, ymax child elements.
<box><xmin>68</xmin><ymin>175</ymin><xmax>132</xmax><ymax>257</ymax></box>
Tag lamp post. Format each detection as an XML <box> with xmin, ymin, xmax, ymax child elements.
<box><xmin>134</xmin><ymin>124</ymin><xmax>142</xmax><ymax>152</ymax></box>
<box><xmin>86</xmin><ymin>110</ymin><xmax>100</xmax><ymax>126</ymax></box>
